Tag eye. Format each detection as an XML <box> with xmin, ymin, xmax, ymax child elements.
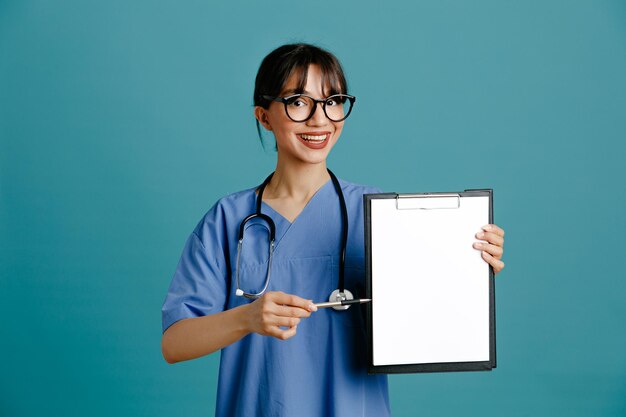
<box><xmin>286</xmin><ymin>96</ymin><xmax>309</xmax><ymax>107</ymax></box>
<box><xmin>326</xmin><ymin>95</ymin><xmax>347</xmax><ymax>106</ymax></box>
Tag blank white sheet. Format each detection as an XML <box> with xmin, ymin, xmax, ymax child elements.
<box><xmin>371</xmin><ymin>196</ymin><xmax>490</xmax><ymax>366</ymax></box>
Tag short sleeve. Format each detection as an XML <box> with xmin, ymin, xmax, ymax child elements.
<box><xmin>161</xmin><ymin>203</ymin><xmax>230</xmax><ymax>333</ymax></box>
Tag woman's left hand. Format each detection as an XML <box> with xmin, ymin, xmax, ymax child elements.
<box><xmin>473</xmin><ymin>224</ymin><xmax>505</xmax><ymax>274</ymax></box>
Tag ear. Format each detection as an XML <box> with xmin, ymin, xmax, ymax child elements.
<box><xmin>254</xmin><ymin>107</ymin><xmax>272</xmax><ymax>131</ymax></box>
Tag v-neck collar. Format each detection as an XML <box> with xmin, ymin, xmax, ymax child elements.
<box><xmin>252</xmin><ymin>178</ymin><xmax>334</xmax><ymax>251</ymax></box>
<box><xmin>259</xmin><ymin>178</ymin><xmax>333</xmax><ymax>225</ymax></box>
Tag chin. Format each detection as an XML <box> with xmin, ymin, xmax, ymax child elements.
<box><xmin>298</xmin><ymin>155</ymin><xmax>331</xmax><ymax>166</ymax></box>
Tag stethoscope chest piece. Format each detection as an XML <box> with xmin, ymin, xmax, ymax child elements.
<box><xmin>329</xmin><ymin>289</ymin><xmax>353</xmax><ymax>311</ymax></box>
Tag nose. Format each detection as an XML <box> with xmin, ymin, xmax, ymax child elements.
<box><xmin>306</xmin><ymin>101</ymin><xmax>327</xmax><ymax>126</ymax></box>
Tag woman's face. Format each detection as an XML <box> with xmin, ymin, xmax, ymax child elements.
<box><xmin>255</xmin><ymin>65</ymin><xmax>344</xmax><ymax>166</ymax></box>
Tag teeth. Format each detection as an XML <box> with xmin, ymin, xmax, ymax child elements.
<box><xmin>300</xmin><ymin>134</ymin><xmax>327</xmax><ymax>141</ymax></box>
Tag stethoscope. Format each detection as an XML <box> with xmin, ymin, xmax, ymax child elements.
<box><xmin>234</xmin><ymin>169</ymin><xmax>355</xmax><ymax>311</ymax></box>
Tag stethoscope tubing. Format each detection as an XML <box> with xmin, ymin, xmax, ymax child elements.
<box><xmin>235</xmin><ymin>168</ymin><xmax>348</xmax><ymax>298</ymax></box>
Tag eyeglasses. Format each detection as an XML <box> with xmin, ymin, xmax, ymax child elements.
<box><xmin>262</xmin><ymin>94</ymin><xmax>356</xmax><ymax>122</ymax></box>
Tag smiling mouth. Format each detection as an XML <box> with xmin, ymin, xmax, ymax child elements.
<box><xmin>298</xmin><ymin>133</ymin><xmax>329</xmax><ymax>142</ymax></box>
<box><xmin>296</xmin><ymin>132</ymin><xmax>331</xmax><ymax>150</ymax></box>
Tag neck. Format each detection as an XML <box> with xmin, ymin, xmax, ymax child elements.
<box><xmin>266</xmin><ymin>158</ymin><xmax>331</xmax><ymax>201</ymax></box>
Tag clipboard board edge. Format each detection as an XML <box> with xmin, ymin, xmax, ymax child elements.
<box><xmin>368</xmin><ymin>360</ymin><xmax>495</xmax><ymax>375</ymax></box>
<box><xmin>363</xmin><ymin>193</ymin><xmax>390</xmax><ymax>375</ymax></box>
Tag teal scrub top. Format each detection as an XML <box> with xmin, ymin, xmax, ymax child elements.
<box><xmin>162</xmin><ymin>178</ymin><xmax>391</xmax><ymax>417</ymax></box>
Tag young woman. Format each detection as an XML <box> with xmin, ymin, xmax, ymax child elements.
<box><xmin>161</xmin><ymin>43</ymin><xmax>506</xmax><ymax>417</ymax></box>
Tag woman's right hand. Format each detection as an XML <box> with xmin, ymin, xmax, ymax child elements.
<box><xmin>245</xmin><ymin>291</ymin><xmax>317</xmax><ymax>340</ymax></box>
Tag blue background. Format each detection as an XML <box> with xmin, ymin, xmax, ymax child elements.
<box><xmin>1</xmin><ymin>1</ymin><xmax>625</xmax><ymax>416</ymax></box>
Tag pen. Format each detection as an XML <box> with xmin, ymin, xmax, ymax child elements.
<box><xmin>314</xmin><ymin>298</ymin><xmax>372</xmax><ymax>309</ymax></box>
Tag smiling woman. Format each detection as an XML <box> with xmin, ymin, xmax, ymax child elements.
<box><xmin>160</xmin><ymin>43</ymin><xmax>506</xmax><ymax>417</ymax></box>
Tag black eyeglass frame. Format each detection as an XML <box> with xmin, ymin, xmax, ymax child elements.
<box><xmin>261</xmin><ymin>94</ymin><xmax>356</xmax><ymax>122</ymax></box>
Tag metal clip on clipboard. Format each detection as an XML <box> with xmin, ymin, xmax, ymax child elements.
<box><xmin>395</xmin><ymin>193</ymin><xmax>461</xmax><ymax>210</ymax></box>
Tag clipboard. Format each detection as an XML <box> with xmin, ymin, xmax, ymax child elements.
<box><xmin>364</xmin><ymin>189</ymin><xmax>496</xmax><ymax>374</ymax></box>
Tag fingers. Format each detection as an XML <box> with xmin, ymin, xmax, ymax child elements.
<box><xmin>259</xmin><ymin>319</ymin><xmax>298</xmax><ymax>339</ymax></box>
<box><xmin>251</xmin><ymin>291</ymin><xmax>317</xmax><ymax>341</ymax></box>
<box><xmin>266</xmin><ymin>325</ymin><xmax>298</xmax><ymax>341</ymax></box>
<box><xmin>475</xmin><ymin>224</ymin><xmax>506</xmax><ymax>274</ymax></box>
<box><xmin>253</xmin><ymin>309</ymin><xmax>300</xmax><ymax>340</ymax></box>
<box><xmin>482</xmin><ymin>224</ymin><xmax>504</xmax><ymax>237</ymax></box>
<box><xmin>472</xmin><ymin>241</ymin><xmax>503</xmax><ymax>258</ymax></box>
<box><xmin>275</xmin><ymin>304</ymin><xmax>312</xmax><ymax>319</ymax></box>
<box><xmin>481</xmin><ymin>250</ymin><xmax>505</xmax><ymax>274</ymax></box>
<box><xmin>270</xmin><ymin>291</ymin><xmax>317</xmax><ymax>312</ymax></box>
<box><xmin>273</xmin><ymin>316</ymin><xmax>301</xmax><ymax>328</ymax></box>
<box><xmin>475</xmin><ymin>230</ymin><xmax>504</xmax><ymax>247</ymax></box>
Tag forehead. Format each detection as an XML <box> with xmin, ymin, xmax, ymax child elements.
<box><xmin>280</xmin><ymin>64</ymin><xmax>337</xmax><ymax>96</ymax></box>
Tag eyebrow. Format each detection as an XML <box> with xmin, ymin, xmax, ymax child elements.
<box><xmin>281</xmin><ymin>88</ymin><xmax>307</xmax><ymax>96</ymax></box>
